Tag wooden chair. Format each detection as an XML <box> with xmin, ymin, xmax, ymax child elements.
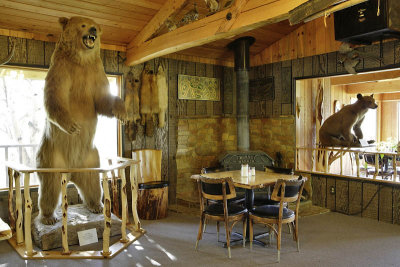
<box><xmin>253</xmin><ymin>166</ymin><xmax>293</xmax><ymax>207</ymax></box>
<box><xmin>132</xmin><ymin>149</ymin><xmax>168</xmax><ymax>220</ymax></box>
<box><xmin>249</xmin><ymin>176</ymin><xmax>306</xmax><ymax>263</ymax></box>
<box><xmin>195</xmin><ymin>176</ymin><xmax>247</xmax><ymax>258</ymax></box>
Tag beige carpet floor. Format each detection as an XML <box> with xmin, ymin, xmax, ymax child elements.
<box><xmin>1</xmin><ymin>209</ymin><xmax>400</xmax><ymax>266</ymax></box>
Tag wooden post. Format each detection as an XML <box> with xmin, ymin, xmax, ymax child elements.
<box><xmin>355</xmin><ymin>152</ymin><xmax>360</xmax><ymax>177</ymax></box>
<box><xmin>311</xmin><ymin>148</ymin><xmax>315</xmax><ymax>172</ymax></box>
<box><xmin>102</xmin><ymin>172</ymin><xmax>112</xmax><ymax>257</ymax></box>
<box><xmin>61</xmin><ymin>173</ymin><xmax>70</xmax><ymax>255</ymax></box>
<box><xmin>23</xmin><ymin>173</ymin><xmax>35</xmax><ymax>256</ymax></box>
<box><xmin>130</xmin><ymin>164</ymin><xmax>141</xmax><ymax>231</ymax></box>
<box><xmin>119</xmin><ymin>168</ymin><xmax>128</xmax><ymax>243</ymax></box>
<box><xmin>108</xmin><ymin>159</ymin><xmax>120</xmax><ymax>217</ymax></box>
<box><xmin>374</xmin><ymin>154</ymin><xmax>379</xmax><ymax>179</ymax></box>
<box><xmin>340</xmin><ymin>151</ymin><xmax>343</xmax><ymax>175</ymax></box>
<box><xmin>324</xmin><ymin>150</ymin><xmax>329</xmax><ymax>174</ymax></box>
<box><xmin>8</xmin><ymin>168</ymin><xmax>16</xmax><ymax>231</ymax></box>
<box><xmin>394</xmin><ymin>155</ymin><xmax>397</xmax><ymax>182</ymax></box>
<box><xmin>14</xmin><ymin>172</ymin><xmax>23</xmax><ymax>244</ymax></box>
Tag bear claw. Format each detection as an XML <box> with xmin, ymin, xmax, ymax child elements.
<box><xmin>40</xmin><ymin>215</ymin><xmax>58</xmax><ymax>225</ymax></box>
<box><xmin>87</xmin><ymin>204</ymin><xmax>103</xmax><ymax>214</ymax></box>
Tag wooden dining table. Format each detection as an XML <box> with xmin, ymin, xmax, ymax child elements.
<box><xmin>192</xmin><ymin>169</ymin><xmax>299</xmax><ymax>246</ymax></box>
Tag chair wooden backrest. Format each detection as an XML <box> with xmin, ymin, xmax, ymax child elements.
<box><xmin>132</xmin><ymin>149</ymin><xmax>162</xmax><ymax>184</ymax></box>
<box><xmin>270</xmin><ymin>176</ymin><xmax>306</xmax><ymax>205</ymax></box>
<box><xmin>198</xmin><ymin>177</ymin><xmax>237</xmax><ymax>201</ymax></box>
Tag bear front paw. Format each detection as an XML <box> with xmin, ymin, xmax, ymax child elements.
<box><xmin>113</xmin><ymin>106</ymin><xmax>128</xmax><ymax>124</ymax></box>
<box><xmin>87</xmin><ymin>203</ymin><xmax>103</xmax><ymax>214</ymax></box>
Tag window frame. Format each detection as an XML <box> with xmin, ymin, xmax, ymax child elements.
<box><xmin>0</xmin><ymin>66</ymin><xmax>123</xmax><ymax>190</ymax></box>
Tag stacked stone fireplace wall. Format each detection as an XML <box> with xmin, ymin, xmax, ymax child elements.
<box><xmin>176</xmin><ymin>116</ymin><xmax>295</xmax><ymax>204</ymax></box>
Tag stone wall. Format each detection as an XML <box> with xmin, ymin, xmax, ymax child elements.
<box><xmin>176</xmin><ymin>117</ymin><xmax>236</xmax><ymax>202</ymax></box>
<box><xmin>249</xmin><ymin>116</ymin><xmax>295</xmax><ymax>169</ymax></box>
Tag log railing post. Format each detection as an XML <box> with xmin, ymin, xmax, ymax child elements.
<box><xmin>355</xmin><ymin>152</ymin><xmax>360</xmax><ymax>177</ymax></box>
<box><xmin>108</xmin><ymin>159</ymin><xmax>120</xmax><ymax>217</ymax></box>
<box><xmin>340</xmin><ymin>151</ymin><xmax>343</xmax><ymax>175</ymax></box>
<box><xmin>61</xmin><ymin>173</ymin><xmax>70</xmax><ymax>255</ymax></box>
<box><xmin>394</xmin><ymin>155</ymin><xmax>397</xmax><ymax>182</ymax></box>
<box><xmin>14</xmin><ymin>172</ymin><xmax>23</xmax><ymax>244</ymax></box>
<box><xmin>374</xmin><ymin>154</ymin><xmax>379</xmax><ymax>179</ymax></box>
<box><xmin>119</xmin><ymin>168</ymin><xmax>128</xmax><ymax>243</ymax></box>
<box><xmin>101</xmin><ymin>172</ymin><xmax>112</xmax><ymax>257</ymax></box>
<box><xmin>324</xmin><ymin>150</ymin><xmax>329</xmax><ymax>174</ymax></box>
<box><xmin>8</xmin><ymin>168</ymin><xmax>16</xmax><ymax>232</ymax></box>
<box><xmin>130</xmin><ymin>164</ymin><xmax>141</xmax><ymax>231</ymax></box>
<box><xmin>23</xmin><ymin>173</ymin><xmax>35</xmax><ymax>256</ymax></box>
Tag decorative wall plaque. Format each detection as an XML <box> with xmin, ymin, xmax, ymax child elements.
<box><xmin>249</xmin><ymin>76</ymin><xmax>275</xmax><ymax>101</ymax></box>
<box><xmin>178</xmin><ymin>74</ymin><xmax>220</xmax><ymax>101</ymax></box>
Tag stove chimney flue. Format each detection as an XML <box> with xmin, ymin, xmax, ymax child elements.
<box><xmin>228</xmin><ymin>36</ymin><xmax>255</xmax><ymax>151</ymax></box>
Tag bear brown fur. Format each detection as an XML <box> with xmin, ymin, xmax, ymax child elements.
<box><xmin>319</xmin><ymin>93</ymin><xmax>377</xmax><ymax>147</ymax></box>
<box><xmin>36</xmin><ymin>16</ymin><xmax>127</xmax><ymax>225</ymax></box>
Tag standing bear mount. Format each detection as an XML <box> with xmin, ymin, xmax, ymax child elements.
<box><xmin>36</xmin><ymin>16</ymin><xmax>127</xmax><ymax>225</ymax></box>
<box><xmin>319</xmin><ymin>93</ymin><xmax>378</xmax><ymax>147</ymax></box>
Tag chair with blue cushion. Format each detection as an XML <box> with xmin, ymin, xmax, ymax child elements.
<box><xmin>195</xmin><ymin>176</ymin><xmax>247</xmax><ymax>258</ymax></box>
<box><xmin>253</xmin><ymin>166</ymin><xmax>293</xmax><ymax>207</ymax></box>
<box><xmin>249</xmin><ymin>176</ymin><xmax>305</xmax><ymax>262</ymax></box>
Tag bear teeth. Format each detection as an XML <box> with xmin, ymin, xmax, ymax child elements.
<box><xmin>89</xmin><ymin>35</ymin><xmax>96</xmax><ymax>41</ymax></box>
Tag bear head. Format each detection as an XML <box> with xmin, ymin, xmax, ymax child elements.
<box><xmin>357</xmin><ymin>93</ymin><xmax>378</xmax><ymax>109</ymax></box>
<box><xmin>57</xmin><ymin>16</ymin><xmax>102</xmax><ymax>62</ymax></box>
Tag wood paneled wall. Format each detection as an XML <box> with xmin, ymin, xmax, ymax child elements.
<box><xmin>312</xmin><ymin>174</ymin><xmax>400</xmax><ymax>224</ymax></box>
<box><xmin>251</xmin><ymin>15</ymin><xmax>341</xmax><ymax>66</ymax></box>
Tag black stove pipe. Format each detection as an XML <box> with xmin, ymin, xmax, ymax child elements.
<box><xmin>228</xmin><ymin>36</ymin><xmax>255</xmax><ymax>151</ymax></box>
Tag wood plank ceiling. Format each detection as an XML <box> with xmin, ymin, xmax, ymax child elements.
<box><xmin>0</xmin><ymin>0</ymin><xmax>342</xmax><ymax>66</ymax></box>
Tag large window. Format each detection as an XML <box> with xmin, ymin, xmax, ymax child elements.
<box><xmin>0</xmin><ymin>66</ymin><xmax>122</xmax><ymax>189</ymax></box>
<box><xmin>351</xmin><ymin>97</ymin><xmax>377</xmax><ymax>142</ymax></box>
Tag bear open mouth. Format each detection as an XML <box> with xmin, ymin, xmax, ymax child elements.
<box><xmin>82</xmin><ymin>34</ymin><xmax>96</xmax><ymax>49</ymax></box>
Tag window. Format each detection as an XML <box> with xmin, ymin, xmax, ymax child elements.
<box><xmin>0</xmin><ymin>66</ymin><xmax>122</xmax><ymax>189</ymax></box>
<box><xmin>350</xmin><ymin>97</ymin><xmax>377</xmax><ymax>142</ymax></box>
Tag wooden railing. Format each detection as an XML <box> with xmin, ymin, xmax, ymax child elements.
<box><xmin>296</xmin><ymin>146</ymin><xmax>400</xmax><ymax>183</ymax></box>
<box><xmin>0</xmin><ymin>144</ymin><xmax>38</xmax><ymax>188</ymax></box>
<box><xmin>5</xmin><ymin>157</ymin><xmax>145</xmax><ymax>259</ymax></box>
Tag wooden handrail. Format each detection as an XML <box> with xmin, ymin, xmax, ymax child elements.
<box><xmin>4</xmin><ymin>158</ymin><xmax>139</xmax><ymax>174</ymax></box>
<box><xmin>296</xmin><ymin>146</ymin><xmax>399</xmax><ymax>183</ymax></box>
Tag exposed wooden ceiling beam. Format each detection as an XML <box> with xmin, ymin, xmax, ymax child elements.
<box><xmin>289</xmin><ymin>0</ymin><xmax>339</xmax><ymax>25</ymax></box>
<box><xmin>128</xmin><ymin>0</ymin><xmax>188</xmax><ymax>48</ymax></box>
<box><xmin>126</xmin><ymin>0</ymin><xmax>308</xmax><ymax>66</ymax></box>
<box><xmin>303</xmin><ymin>0</ymin><xmax>368</xmax><ymax>23</ymax></box>
<box><xmin>331</xmin><ymin>70</ymin><xmax>400</xmax><ymax>86</ymax></box>
<box><xmin>346</xmin><ymin>80</ymin><xmax>400</xmax><ymax>94</ymax></box>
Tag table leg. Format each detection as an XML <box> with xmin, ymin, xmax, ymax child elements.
<box><xmin>224</xmin><ymin>188</ymin><xmax>267</xmax><ymax>247</ymax></box>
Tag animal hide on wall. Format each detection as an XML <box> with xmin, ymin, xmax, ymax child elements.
<box><xmin>156</xmin><ymin>64</ymin><xmax>168</xmax><ymax>128</ymax></box>
<box><xmin>125</xmin><ymin>71</ymin><xmax>140</xmax><ymax>123</ymax></box>
<box><xmin>139</xmin><ymin>65</ymin><xmax>169</xmax><ymax>132</ymax></box>
<box><xmin>140</xmin><ymin>69</ymin><xmax>153</xmax><ymax>126</ymax></box>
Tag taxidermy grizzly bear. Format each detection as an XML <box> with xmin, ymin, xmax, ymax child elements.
<box><xmin>36</xmin><ymin>17</ymin><xmax>127</xmax><ymax>225</ymax></box>
<box><xmin>319</xmin><ymin>93</ymin><xmax>377</xmax><ymax>147</ymax></box>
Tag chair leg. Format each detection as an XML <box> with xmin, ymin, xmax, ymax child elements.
<box><xmin>277</xmin><ymin>222</ymin><xmax>282</xmax><ymax>263</ymax></box>
<box><xmin>269</xmin><ymin>225</ymin><xmax>273</xmax><ymax>244</ymax></box>
<box><xmin>195</xmin><ymin>214</ymin><xmax>205</xmax><ymax>250</ymax></box>
<box><xmin>224</xmin><ymin>219</ymin><xmax>231</xmax><ymax>258</ymax></box>
<box><xmin>249</xmin><ymin>218</ymin><xmax>253</xmax><ymax>250</ymax></box>
<box><xmin>217</xmin><ymin>221</ymin><xmax>220</xmax><ymax>242</ymax></box>
<box><xmin>203</xmin><ymin>218</ymin><xmax>207</xmax><ymax>233</ymax></box>
<box><xmin>294</xmin><ymin>220</ymin><xmax>300</xmax><ymax>252</ymax></box>
<box><xmin>287</xmin><ymin>223</ymin><xmax>292</xmax><ymax>234</ymax></box>
<box><xmin>242</xmin><ymin>217</ymin><xmax>247</xmax><ymax>248</ymax></box>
